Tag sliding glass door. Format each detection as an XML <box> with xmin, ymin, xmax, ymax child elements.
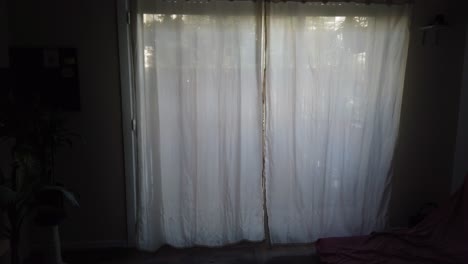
<box><xmin>134</xmin><ymin>0</ymin><xmax>410</xmax><ymax>250</ymax></box>
<box><xmin>135</xmin><ymin>1</ymin><xmax>264</xmax><ymax>250</ymax></box>
<box><xmin>265</xmin><ymin>2</ymin><xmax>410</xmax><ymax>243</ymax></box>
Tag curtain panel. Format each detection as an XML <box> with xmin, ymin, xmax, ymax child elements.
<box><xmin>265</xmin><ymin>2</ymin><xmax>410</xmax><ymax>243</ymax></box>
<box><xmin>134</xmin><ymin>0</ymin><xmax>410</xmax><ymax>250</ymax></box>
<box><xmin>135</xmin><ymin>0</ymin><xmax>265</xmax><ymax>250</ymax></box>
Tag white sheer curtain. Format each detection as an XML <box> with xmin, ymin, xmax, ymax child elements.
<box><xmin>265</xmin><ymin>3</ymin><xmax>410</xmax><ymax>244</ymax></box>
<box><xmin>135</xmin><ymin>0</ymin><xmax>410</xmax><ymax>250</ymax></box>
<box><xmin>135</xmin><ymin>0</ymin><xmax>264</xmax><ymax>250</ymax></box>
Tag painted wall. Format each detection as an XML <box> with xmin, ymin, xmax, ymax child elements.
<box><xmin>0</xmin><ymin>0</ymin><xmax>10</xmax><ymax>179</ymax></box>
<box><xmin>390</xmin><ymin>0</ymin><xmax>467</xmax><ymax>226</ymax></box>
<box><xmin>452</xmin><ymin>25</ymin><xmax>468</xmax><ymax>193</ymax></box>
<box><xmin>4</xmin><ymin>0</ymin><xmax>467</xmax><ymax>246</ymax></box>
<box><xmin>7</xmin><ymin>0</ymin><xmax>128</xmax><ymax>245</ymax></box>
<box><xmin>0</xmin><ymin>0</ymin><xmax>7</xmax><ymax>67</ymax></box>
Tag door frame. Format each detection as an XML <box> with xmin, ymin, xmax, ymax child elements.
<box><xmin>116</xmin><ymin>0</ymin><xmax>138</xmax><ymax>247</ymax></box>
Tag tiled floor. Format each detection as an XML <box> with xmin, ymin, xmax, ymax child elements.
<box><xmin>27</xmin><ymin>242</ymin><xmax>321</xmax><ymax>264</ymax></box>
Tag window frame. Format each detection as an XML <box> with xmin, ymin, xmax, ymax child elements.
<box><xmin>117</xmin><ymin>0</ymin><xmax>138</xmax><ymax>247</ymax></box>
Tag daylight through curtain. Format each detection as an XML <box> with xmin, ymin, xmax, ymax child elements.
<box><xmin>135</xmin><ymin>0</ymin><xmax>264</xmax><ymax>250</ymax></box>
<box><xmin>265</xmin><ymin>2</ymin><xmax>410</xmax><ymax>243</ymax></box>
<box><xmin>135</xmin><ymin>0</ymin><xmax>410</xmax><ymax>250</ymax></box>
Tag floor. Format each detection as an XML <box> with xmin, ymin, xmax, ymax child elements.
<box><xmin>26</xmin><ymin>242</ymin><xmax>321</xmax><ymax>264</ymax></box>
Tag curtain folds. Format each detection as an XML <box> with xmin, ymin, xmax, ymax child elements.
<box><xmin>265</xmin><ymin>2</ymin><xmax>410</xmax><ymax>243</ymax></box>
<box><xmin>135</xmin><ymin>0</ymin><xmax>264</xmax><ymax>250</ymax></box>
<box><xmin>135</xmin><ymin>0</ymin><xmax>410</xmax><ymax>250</ymax></box>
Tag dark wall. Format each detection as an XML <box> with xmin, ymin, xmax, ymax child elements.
<box><xmin>0</xmin><ymin>0</ymin><xmax>7</xmax><ymax>67</ymax></box>
<box><xmin>452</xmin><ymin>25</ymin><xmax>468</xmax><ymax>193</ymax></box>
<box><xmin>7</xmin><ymin>0</ymin><xmax>128</xmax><ymax>245</ymax></box>
<box><xmin>390</xmin><ymin>0</ymin><xmax>467</xmax><ymax>227</ymax></box>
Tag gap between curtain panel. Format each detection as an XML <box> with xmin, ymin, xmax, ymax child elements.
<box><xmin>259</xmin><ymin>0</ymin><xmax>271</xmax><ymax>248</ymax></box>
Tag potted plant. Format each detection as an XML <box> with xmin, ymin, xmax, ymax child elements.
<box><xmin>0</xmin><ymin>92</ymin><xmax>79</xmax><ymax>264</ymax></box>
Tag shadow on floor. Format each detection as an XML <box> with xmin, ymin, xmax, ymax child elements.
<box><xmin>26</xmin><ymin>243</ymin><xmax>322</xmax><ymax>264</ymax></box>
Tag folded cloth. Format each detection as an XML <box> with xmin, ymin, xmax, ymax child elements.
<box><xmin>316</xmin><ymin>175</ymin><xmax>468</xmax><ymax>264</ymax></box>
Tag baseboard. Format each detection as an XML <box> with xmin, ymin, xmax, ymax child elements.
<box><xmin>33</xmin><ymin>240</ymin><xmax>130</xmax><ymax>251</ymax></box>
<box><xmin>63</xmin><ymin>240</ymin><xmax>130</xmax><ymax>250</ymax></box>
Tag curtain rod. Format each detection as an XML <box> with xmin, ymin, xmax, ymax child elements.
<box><xmin>264</xmin><ymin>0</ymin><xmax>413</xmax><ymax>3</ymax></box>
<box><xmin>163</xmin><ymin>0</ymin><xmax>414</xmax><ymax>5</ymax></box>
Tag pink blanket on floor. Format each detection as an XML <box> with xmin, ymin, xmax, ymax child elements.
<box><xmin>316</xmin><ymin>175</ymin><xmax>468</xmax><ymax>264</ymax></box>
